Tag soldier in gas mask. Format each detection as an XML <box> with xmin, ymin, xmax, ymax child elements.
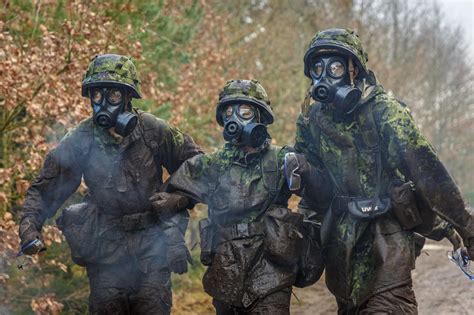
<box><xmin>18</xmin><ymin>54</ymin><xmax>202</xmax><ymax>314</ymax></box>
<box><xmin>160</xmin><ymin>79</ymin><xmax>331</xmax><ymax>314</ymax></box>
<box><xmin>295</xmin><ymin>28</ymin><xmax>474</xmax><ymax>314</ymax></box>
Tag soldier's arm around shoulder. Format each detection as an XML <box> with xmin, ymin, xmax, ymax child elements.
<box><xmin>20</xmin><ymin>119</ymin><xmax>89</xmax><ymax>240</ymax></box>
<box><xmin>375</xmin><ymin>96</ymin><xmax>474</xmax><ymax>252</ymax></box>
<box><xmin>165</xmin><ymin>152</ymin><xmax>215</xmax><ymax>205</ymax></box>
<box><xmin>140</xmin><ymin>112</ymin><xmax>202</xmax><ymax>174</ymax></box>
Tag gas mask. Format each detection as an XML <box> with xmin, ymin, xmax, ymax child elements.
<box><xmin>310</xmin><ymin>55</ymin><xmax>361</xmax><ymax>114</ymax></box>
<box><xmin>89</xmin><ymin>86</ymin><xmax>138</xmax><ymax>137</ymax></box>
<box><xmin>222</xmin><ymin>103</ymin><xmax>269</xmax><ymax>148</ymax></box>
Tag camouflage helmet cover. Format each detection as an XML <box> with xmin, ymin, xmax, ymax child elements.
<box><xmin>216</xmin><ymin>79</ymin><xmax>274</xmax><ymax>126</ymax></box>
<box><xmin>82</xmin><ymin>54</ymin><xmax>142</xmax><ymax>98</ymax></box>
<box><xmin>304</xmin><ymin>28</ymin><xmax>369</xmax><ymax>78</ymax></box>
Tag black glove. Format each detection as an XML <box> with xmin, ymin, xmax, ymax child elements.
<box><xmin>163</xmin><ymin>226</ymin><xmax>192</xmax><ymax>274</ymax></box>
<box><xmin>149</xmin><ymin>192</ymin><xmax>190</xmax><ymax>216</ymax></box>
<box><xmin>19</xmin><ymin>217</ymin><xmax>45</xmax><ymax>256</ymax></box>
<box><xmin>167</xmin><ymin>243</ymin><xmax>192</xmax><ymax>274</ymax></box>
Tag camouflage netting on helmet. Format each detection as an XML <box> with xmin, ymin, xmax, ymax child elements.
<box><xmin>82</xmin><ymin>54</ymin><xmax>142</xmax><ymax>98</ymax></box>
<box><xmin>216</xmin><ymin>79</ymin><xmax>274</xmax><ymax>126</ymax></box>
<box><xmin>304</xmin><ymin>28</ymin><xmax>369</xmax><ymax>78</ymax></box>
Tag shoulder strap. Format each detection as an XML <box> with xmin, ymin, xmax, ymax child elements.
<box><xmin>139</xmin><ymin>111</ymin><xmax>161</xmax><ymax>156</ymax></box>
<box><xmin>253</xmin><ymin>146</ymin><xmax>284</xmax><ymax>221</ymax></box>
<box><xmin>308</xmin><ymin>103</ymin><xmax>322</xmax><ymax>158</ymax></box>
<box><xmin>357</xmin><ymin>102</ymin><xmax>383</xmax><ymax>207</ymax></box>
<box><xmin>261</xmin><ymin>145</ymin><xmax>281</xmax><ymax>198</ymax></box>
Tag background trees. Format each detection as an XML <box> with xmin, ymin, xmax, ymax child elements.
<box><xmin>0</xmin><ymin>0</ymin><xmax>472</xmax><ymax>313</ymax></box>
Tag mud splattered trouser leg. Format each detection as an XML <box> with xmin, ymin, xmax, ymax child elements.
<box><xmin>86</xmin><ymin>262</ymin><xmax>172</xmax><ymax>315</ymax></box>
<box><xmin>212</xmin><ymin>287</ymin><xmax>292</xmax><ymax>315</ymax></box>
<box><xmin>336</xmin><ymin>284</ymin><xmax>418</xmax><ymax>315</ymax></box>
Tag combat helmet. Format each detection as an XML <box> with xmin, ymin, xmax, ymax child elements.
<box><xmin>304</xmin><ymin>28</ymin><xmax>369</xmax><ymax>79</ymax></box>
<box><xmin>216</xmin><ymin>79</ymin><xmax>274</xmax><ymax>126</ymax></box>
<box><xmin>82</xmin><ymin>54</ymin><xmax>142</xmax><ymax>98</ymax></box>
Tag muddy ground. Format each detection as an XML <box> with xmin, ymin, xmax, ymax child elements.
<box><xmin>291</xmin><ymin>239</ymin><xmax>473</xmax><ymax>314</ymax></box>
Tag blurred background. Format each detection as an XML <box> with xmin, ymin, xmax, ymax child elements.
<box><xmin>0</xmin><ymin>0</ymin><xmax>472</xmax><ymax>314</ymax></box>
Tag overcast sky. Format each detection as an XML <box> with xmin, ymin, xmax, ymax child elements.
<box><xmin>438</xmin><ymin>0</ymin><xmax>474</xmax><ymax>56</ymax></box>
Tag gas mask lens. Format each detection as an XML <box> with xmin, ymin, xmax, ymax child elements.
<box><xmin>91</xmin><ymin>88</ymin><xmax>103</xmax><ymax>104</ymax></box>
<box><xmin>328</xmin><ymin>60</ymin><xmax>345</xmax><ymax>78</ymax></box>
<box><xmin>108</xmin><ymin>88</ymin><xmax>123</xmax><ymax>104</ymax></box>
<box><xmin>238</xmin><ymin>104</ymin><xmax>255</xmax><ymax>120</ymax></box>
<box><xmin>312</xmin><ymin>61</ymin><xmax>323</xmax><ymax>79</ymax></box>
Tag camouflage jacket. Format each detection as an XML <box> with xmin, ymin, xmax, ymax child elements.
<box><xmin>295</xmin><ymin>81</ymin><xmax>473</xmax><ymax>306</ymax></box>
<box><xmin>21</xmin><ymin>109</ymin><xmax>202</xmax><ymax>268</ymax></box>
<box><xmin>167</xmin><ymin>143</ymin><xmax>330</xmax><ymax>307</ymax></box>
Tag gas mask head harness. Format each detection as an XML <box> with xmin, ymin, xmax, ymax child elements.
<box><xmin>82</xmin><ymin>54</ymin><xmax>142</xmax><ymax>137</ymax></box>
<box><xmin>304</xmin><ymin>28</ymin><xmax>369</xmax><ymax>114</ymax></box>
<box><xmin>216</xmin><ymin>80</ymin><xmax>273</xmax><ymax>148</ymax></box>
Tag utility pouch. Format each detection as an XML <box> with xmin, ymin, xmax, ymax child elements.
<box><xmin>263</xmin><ymin>206</ymin><xmax>304</xmax><ymax>266</ymax></box>
<box><xmin>294</xmin><ymin>220</ymin><xmax>324</xmax><ymax>288</ymax></box>
<box><xmin>347</xmin><ymin>197</ymin><xmax>391</xmax><ymax>219</ymax></box>
<box><xmin>389</xmin><ymin>181</ymin><xmax>422</xmax><ymax>230</ymax></box>
<box><xmin>199</xmin><ymin>218</ymin><xmax>214</xmax><ymax>266</ymax></box>
<box><xmin>56</xmin><ymin>202</ymin><xmax>100</xmax><ymax>266</ymax></box>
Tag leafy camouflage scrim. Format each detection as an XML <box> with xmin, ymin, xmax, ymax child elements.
<box><xmin>216</xmin><ymin>79</ymin><xmax>274</xmax><ymax>126</ymax></box>
<box><xmin>304</xmin><ymin>28</ymin><xmax>369</xmax><ymax>78</ymax></box>
<box><xmin>82</xmin><ymin>54</ymin><xmax>142</xmax><ymax>98</ymax></box>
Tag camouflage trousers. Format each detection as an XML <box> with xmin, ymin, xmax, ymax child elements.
<box><xmin>212</xmin><ymin>287</ymin><xmax>292</xmax><ymax>315</ymax></box>
<box><xmin>86</xmin><ymin>261</ymin><xmax>172</xmax><ymax>315</ymax></box>
<box><xmin>336</xmin><ymin>284</ymin><xmax>417</xmax><ymax>315</ymax></box>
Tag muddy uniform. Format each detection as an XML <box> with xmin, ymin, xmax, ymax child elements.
<box><xmin>297</xmin><ymin>29</ymin><xmax>474</xmax><ymax>314</ymax></box>
<box><xmin>168</xmin><ymin>142</ymin><xmax>329</xmax><ymax>314</ymax></box>
<box><xmin>19</xmin><ymin>53</ymin><xmax>201</xmax><ymax>315</ymax></box>
<box><xmin>21</xmin><ymin>111</ymin><xmax>200</xmax><ymax>314</ymax></box>
<box><xmin>166</xmin><ymin>79</ymin><xmax>331</xmax><ymax>315</ymax></box>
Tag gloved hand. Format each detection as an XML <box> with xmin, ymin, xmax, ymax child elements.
<box><xmin>149</xmin><ymin>192</ymin><xmax>190</xmax><ymax>216</ymax></box>
<box><xmin>163</xmin><ymin>226</ymin><xmax>192</xmax><ymax>274</ymax></box>
<box><xmin>19</xmin><ymin>217</ymin><xmax>45</xmax><ymax>256</ymax></box>
<box><xmin>167</xmin><ymin>243</ymin><xmax>192</xmax><ymax>274</ymax></box>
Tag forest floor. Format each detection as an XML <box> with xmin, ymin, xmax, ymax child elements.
<box><xmin>291</xmin><ymin>239</ymin><xmax>473</xmax><ymax>315</ymax></box>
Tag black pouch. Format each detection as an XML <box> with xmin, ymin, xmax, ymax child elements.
<box><xmin>347</xmin><ymin>197</ymin><xmax>391</xmax><ymax>219</ymax></box>
<box><xmin>294</xmin><ymin>220</ymin><xmax>324</xmax><ymax>288</ymax></box>
<box><xmin>389</xmin><ymin>181</ymin><xmax>423</xmax><ymax>230</ymax></box>
<box><xmin>199</xmin><ymin>218</ymin><xmax>214</xmax><ymax>266</ymax></box>
<box><xmin>263</xmin><ymin>206</ymin><xmax>304</xmax><ymax>266</ymax></box>
<box><xmin>56</xmin><ymin>202</ymin><xmax>99</xmax><ymax>266</ymax></box>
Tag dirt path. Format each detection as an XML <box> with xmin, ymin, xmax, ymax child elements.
<box><xmin>291</xmin><ymin>239</ymin><xmax>473</xmax><ymax>314</ymax></box>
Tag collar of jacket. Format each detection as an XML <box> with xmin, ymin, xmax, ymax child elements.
<box><xmin>223</xmin><ymin>139</ymin><xmax>271</xmax><ymax>166</ymax></box>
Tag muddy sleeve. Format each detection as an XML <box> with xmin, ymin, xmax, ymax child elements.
<box><xmin>21</xmin><ymin>131</ymin><xmax>83</xmax><ymax>230</ymax></box>
<box><xmin>294</xmin><ymin>114</ymin><xmax>321</xmax><ymax>163</ymax></box>
<box><xmin>158</xmin><ymin>123</ymin><xmax>203</xmax><ymax>174</ymax></box>
<box><xmin>293</xmin><ymin>116</ymin><xmax>334</xmax><ymax>213</ymax></box>
<box><xmin>378</xmin><ymin>102</ymin><xmax>474</xmax><ymax>241</ymax></box>
<box><xmin>166</xmin><ymin>154</ymin><xmax>212</xmax><ymax>205</ymax></box>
